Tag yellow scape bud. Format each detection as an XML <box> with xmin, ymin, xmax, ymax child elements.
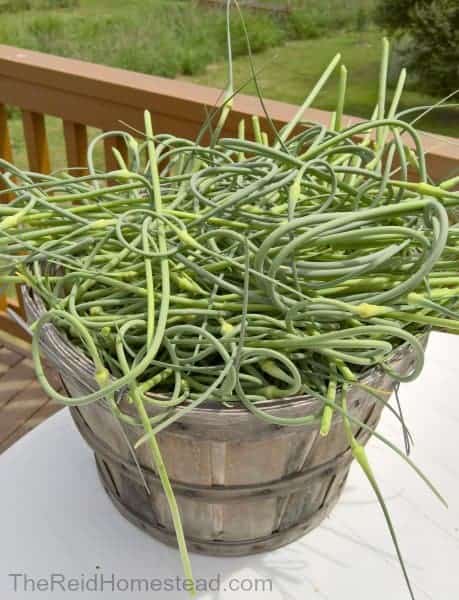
<box><xmin>0</xmin><ymin>214</ymin><xmax>21</xmax><ymax>231</ymax></box>
<box><xmin>416</xmin><ymin>182</ymin><xmax>445</xmax><ymax>199</ymax></box>
<box><xmin>407</xmin><ymin>292</ymin><xmax>423</xmax><ymax>304</ymax></box>
<box><xmin>356</xmin><ymin>303</ymin><xmax>390</xmax><ymax>318</ymax></box>
<box><xmin>95</xmin><ymin>367</ymin><xmax>110</xmax><ymax>387</ymax></box>
<box><xmin>91</xmin><ymin>219</ymin><xmax>116</xmax><ymax>229</ymax></box>
<box><xmin>220</xmin><ymin>320</ymin><xmax>234</xmax><ymax>336</ymax></box>
<box><xmin>109</xmin><ymin>169</ymin><xmax>132</xmax><ymax>179</ymax></box>
<box><xmin>171</xmin><ymin>273</ymin><xmax>202</xmax><ymax>294</ymax></box>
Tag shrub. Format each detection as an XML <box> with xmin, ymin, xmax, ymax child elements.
<box><xmin>0</xmin><ymin>0</ymin><xmax>30</xmax><ymax>13</ymax></box>
<box><xmin>29</xmin><ymin>14</ymin><xmax>64</xmax><ymax>37</ymax></box>
<box><xmin>27</xmin><ymin>14</ymin><xmax>66</xmax><ymax>53</ymax></box>
<box><xmin>286</xmin><ymin>2</ymin><xmax>370</xmax><ymax>40</ymax></box>
<box><xmin>286</xmin><ymin>11</ymin><xmax>325</xmax><ymax>39</ymax></box>
<box><xmin>34</xmin><ymin>0</ymin><xmax>79</xmax><ymax>7</ymax></box>
<box><xmin>355</xmin><ymin>7</ymin><xmax>369</xmax><ymax>32</ymax></box>
<box><xmin>47</xmin><ymin>0</ymin><xmax>79</xmax><ymax>7</ymax></box>
<box><xmin>0</xmin><ymin>0</ymin><xmax>79</xmax><ymax>10</ymax></box>
<box><xmin>375</xmin><ymin>0</ymin><xmax>459</xmax><ymax>96</ymax></box>
<box><xmin>220</xmin><ymin>14</ymin><xmax>287</xmax><ymax>57</ymax></box>
<box><xmin>374</xmin><ymin>0</ymin><xmax>416</xmax><ymax>31</ymax></box>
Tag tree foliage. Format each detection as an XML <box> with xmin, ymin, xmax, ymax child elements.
<box><xmin>375</xmin><ymin>0</ymin><xmax>459</xmax><ymax>96</ymax></box>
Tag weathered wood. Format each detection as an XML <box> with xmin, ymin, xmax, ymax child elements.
<box><xmin>21</xmin><ymin>110</ymin><xmax>51</xmax><ymax>173</ymax></box>
<box><xmin>0</xmin><ymin>103</ymin><xmax>13</xmax><ymax>326</ymax></box>
<box><xmin>0</xmin><ymin>334</ymin><xmax>63</xmax><ymax>453</ymax></box>
<box><xmin>0</xmin><ymin>398</ymin><xmax>61</xmax><ymax>454</ymax></box>
<box><xmin>0</xmin><ymin>313</ymin><xmax>30</xmax><ymax>342</ymax></box>
<box><xmin>63</xmin><ymin>120</ymin><xmax>88</xmax><ymax>173</ymax></box>
<box><xmin>66</xmin><ymin>351</ymin><xmax>410</xmax><ymax>554</ymax></box>
<box><xmin>0</xmin><ymin>379</ymin><xmax>51</xmax><ymax>440</ymax></box>
<box><xmin>0</xmin><ymin>329</ymin><xmax>31</xmax><ymax>355</ymax></box>
<box><xmin>17</xmin><ymin>110</ymin><xmax>51</xmax><ymax>317</ymax></box>
<box><xmin>103</xmin><ymin>133</ymin><xmax>128</xmax><ymax>173</ymax></box>
<box><xmin>0</xmin><ymin>357</ymin><xmax>35</xmax><ymax>410</ymax></box>
<box><xmin>0</xmin><ymin>102</ymin><xmax>13</xmax><ymax>203</ymax></box>
<box><xmin>13</xmin><ymin>291</ymin><xmax>27</xmax><ymax>322</ymax></box>
<box><xmin>0</xmin><ymin>103</ymin><xmax>12</xmax><ymax>162</ymax></box>
<box><xmin>0</xmin><ymin>343</ymin><xmax>23</xmax><ymax>377</ymax></box>
<box><xmin>23</xmin><ymin>287</ymin><xmax>421</xmax><ymax>556</ymax></box>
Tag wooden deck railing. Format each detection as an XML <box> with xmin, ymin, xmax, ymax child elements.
<box><xmin>0</xmin><ymin>44</ymin><xmax>458</xmax><ymax>338</ymax></box>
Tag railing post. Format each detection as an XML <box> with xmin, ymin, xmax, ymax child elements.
<box><xmin>18</xmin><ymin>110</ymin><xmax>52</xmax><ymax>322</ymax></box>
<box><xmin>0</xmin><ymin>103</ymin><xmax>13</xmax><ymax>204</ymax></box>
<box><xmin>22</xmin><ymin>110</ymin><xmax>51</xmax><ymax>174</ymax></box>
<box><xmin>104</xmin><ymin>133</ymin><xmax>128</xmax><ymax>172</ymax></box>
<box><xmin>0</xmin><ymin>104</ymin><xmax>12</xmax><ymax>312</ymax></box>
<box><xmin>63</xmin><ymin>121</ymin><xmax>88</xmax><ymax>174</ymax></box>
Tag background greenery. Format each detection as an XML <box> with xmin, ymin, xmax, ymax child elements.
<box><xmin>0</xmin><ymin>0</ymin><xmax>457</xmax><ymax>170</ymax></box>
<box><xmin>375</xmin><ymin>0</ymin><xmax>459</xmax><ymax>96</ymax></box>
<box><xmin>0</xmin><ymin>0</ymin><xmax>375</xmax><ymax>77</ymax></box>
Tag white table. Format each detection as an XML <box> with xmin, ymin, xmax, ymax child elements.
<box><xmin>1</xmin><ymin>332</ymin><xmax>458</xmax><ymax>599</ymax></box>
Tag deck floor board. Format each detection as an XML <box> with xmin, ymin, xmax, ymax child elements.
<box><xmin>0</xmin><ymin>335</ymin><xmax>63</xmax><ymax>453</ymax></box>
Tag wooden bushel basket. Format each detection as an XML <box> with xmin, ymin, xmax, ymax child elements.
<box><xmin>24</xmin><ymin>287</ymin><xmax>421</xmax><ymax>556</ymax></box>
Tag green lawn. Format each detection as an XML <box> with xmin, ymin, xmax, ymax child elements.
<box><xmin>185</xmin><ymin>30</ymin><xmax>459</xmax><ymax>139</ymax></box>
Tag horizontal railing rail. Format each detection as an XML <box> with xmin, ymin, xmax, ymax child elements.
<box><xmin>0</xmin><ymin>44</ymin><xmax>458</xmax><ymax>338</ymax></box>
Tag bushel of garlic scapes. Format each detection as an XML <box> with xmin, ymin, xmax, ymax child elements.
<box><xmin>1</xmin><ymin>30</ymin><xmax>458</xmax><ymax>600</ymax></box>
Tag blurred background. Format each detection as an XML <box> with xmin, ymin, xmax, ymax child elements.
<box><xmin>0</xmin><ymin>0</ymin><xmax>457</xmax><ymax>169</ymax></box>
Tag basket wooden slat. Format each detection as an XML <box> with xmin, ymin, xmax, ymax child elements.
<box><xmin>23</xmin><ymin>287</ymin><xmax>421</xmax><ymax>556</ymax></box>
